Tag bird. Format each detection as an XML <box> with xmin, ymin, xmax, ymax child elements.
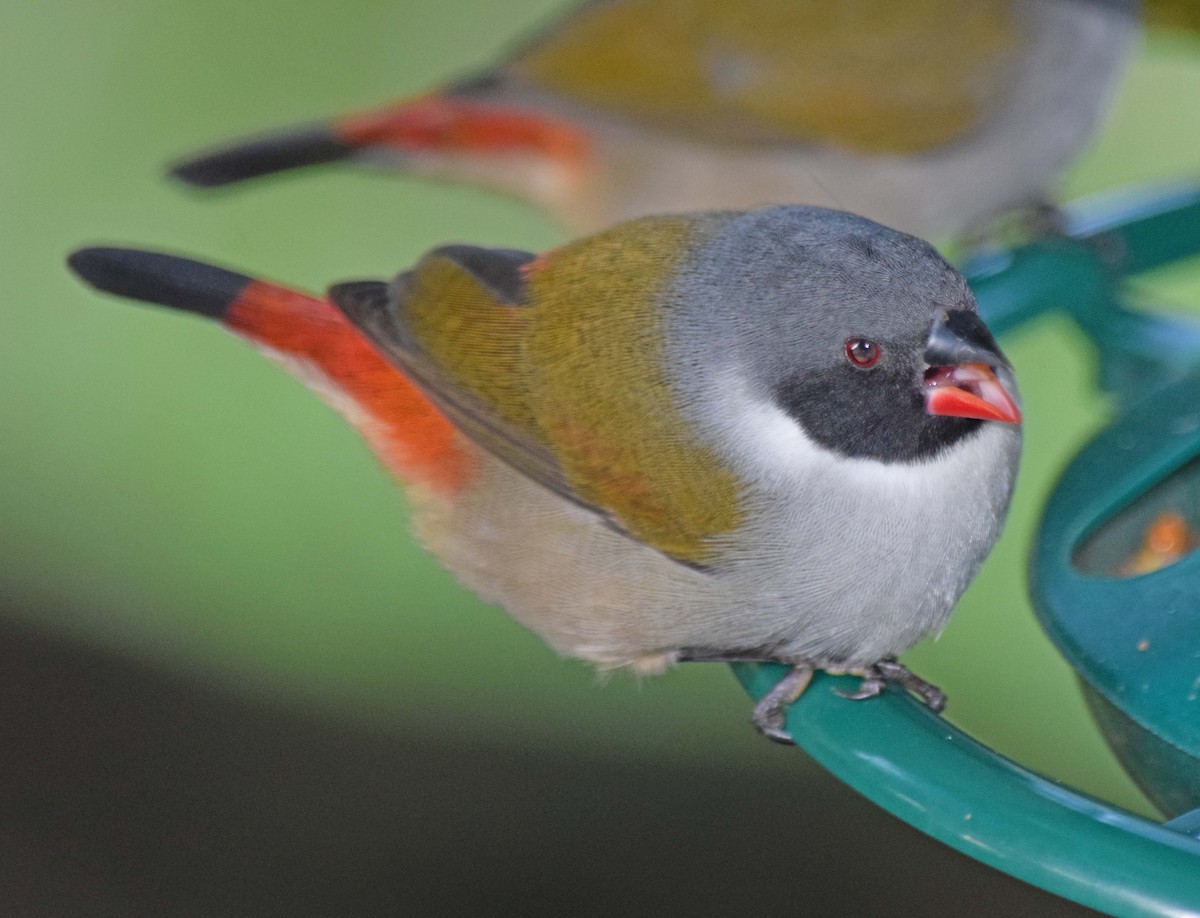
<box><xmin>67</xmin><ymin>205</ymin><xmax>1022</xmax><ymax>742</ymax></box>
<box><xmin>169</xmin><ymin>0</ymin><xmax>1139</xmax><ymax>239</ymax></box>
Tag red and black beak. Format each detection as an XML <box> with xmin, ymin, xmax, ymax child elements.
<box><xmin>922</xmin><ymin>309</ymin><xmax>1020</xmax><ymax>424</ymax></box>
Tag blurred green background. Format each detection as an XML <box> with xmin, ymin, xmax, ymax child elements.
<box><xmin>4</xmin><ymin>1</ymin><xmax>1200</xmax><ymax>913</ymax></box>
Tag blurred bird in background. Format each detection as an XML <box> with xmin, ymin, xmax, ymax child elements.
<box><xmin>67</xmin><ymin>206</ymin><xmax>1021</xmax><ymax>740</ymax></box>
<box><xmin>170</xmin><ymin>0</ymin><xmax>1164</xmax><ymax>240</ymax></box>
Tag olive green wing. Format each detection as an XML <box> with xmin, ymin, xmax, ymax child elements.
<box><xmin>1142</xmin><ymin>0</ymin><xmax>1200</xmax><ymax>32</ymax></box>
<box><xmin>331</xmin><ymin>219</ymin><xmax>743</xmax><ymax>568</ymax></box>
<box><xmin>329</xmin><ymin>245</ymin><xmax>576</xmax><ymax>509</ymax></box>
<box><xmin>503</xmin><ymin>0</ymin><xmax>1023</xmax><ymax>155</ymax></box>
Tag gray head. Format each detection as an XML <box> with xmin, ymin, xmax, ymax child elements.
<box><xmin>666</xmin><ymin>205</ymin><xmax>1019</xmax><ymax>465</ymax></box>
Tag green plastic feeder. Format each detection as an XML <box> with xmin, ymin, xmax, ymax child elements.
<box><xmin>1034</xmin><ymin>372</ymin><xmax>1200</xmax><ymax>816</ymax></box>
<box><xmin>735</xmin><ymin>182</ymin><xmax>1200</xmax><ymax>916</ymax></box>
<box><xmin>1015</xmin><ymin>187</ymin><xmax>1200</xmax><ymax>819</ymax></box>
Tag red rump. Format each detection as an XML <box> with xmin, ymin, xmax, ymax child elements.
<box><xmin>335</xmin><ymin>96</ymin><xmax>589</xmax><ymax>163</ymax></box>
<box><xmin>225</xmin><ymin>281</ymin><xmax>476</xmax><ymax>495</ymax></box>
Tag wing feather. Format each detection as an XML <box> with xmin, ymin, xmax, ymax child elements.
<box><xmin>328</xmin><ymin>252</ymin><xmax>589</xmax><ymax>515</ymax></box>
<box><xmin>504</xmin><ymin>0</ymin><xmax>1022</xmax><ymax>155</ymax></box>
<box><xmin>330</xmin><ymin>221</ymin><xmax>742</xmax><ymax>569</ymax></box>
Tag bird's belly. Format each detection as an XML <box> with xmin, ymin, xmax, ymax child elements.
<box><xmin>708</xmin><ymin>422</ymin><xmax>1021</xmax><ymax>668</ymax></box>
<box><xmin>715</xmin><ymin>511</ymin><xmax>986</xmax><ymax>669</ymax></box>
<box><xmin>405</xmin><ymin>423</ymin><xmax>1017</xmax><ymax>672</ymax></box>
<box><xmin>407</xmin><ymin>450</ymin><xmax>715</xmax><ymax>668</ymax></box>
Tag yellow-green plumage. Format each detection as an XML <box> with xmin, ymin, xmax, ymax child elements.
<box><xmin>1142</xmin><ymin>0</ymin><xmax>1200</xmax><ymax>32</ymax></box>
<box><xmin>526</xmin><ymin>216</ymin><xmax>742</xmax><ymax>564</ymax></box>
<box><xmin>512</xmin><ymin>0</ymin><xmax>1021</xmax><ymax>155</ymax></box>
<box><xmin>403</xmin><ymin>253</ymin><xmax>534</xmax><ymax>433</ymax></box>
<box><xmin>400</xmin><ymin>215</ymin><xmax>743</xmax><ymax>566</ymax></box>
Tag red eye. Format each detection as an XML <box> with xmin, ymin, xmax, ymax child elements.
<box><xmin>845</xmin><ymin>338</ymin><xmax>881</xmax><ymax>368</ymax></box>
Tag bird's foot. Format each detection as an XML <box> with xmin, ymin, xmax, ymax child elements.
<box><xmin>836</xmin><ymin>659</ymin><xmax>946</xmax><ymax>713</ymax></box>
<box><xmin>750</xmin><ymin>665</ymin><xmax>813</xmax><ymax>746</ymax></box>
<box><xmin>1018</xmin><ymin>199</ymin><xmax>1070</xmax><ymax>239</ymax></box>
<box><xmin>953</xmin><ymin>197</ymin><xmax>1070</xmax><ymax>259</ymax></box>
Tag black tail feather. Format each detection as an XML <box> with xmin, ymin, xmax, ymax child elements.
<box><xmin>169</xmin><ymin>126</ymin><xmax>355</xmax><ymax>188</ymax></box>
<box><xmin>67</xmin><ymin>247</ymin><xmax>253</xmax><ymax>320</ymax></box>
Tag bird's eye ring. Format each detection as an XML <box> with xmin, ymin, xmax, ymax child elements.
<box><xmin>845</xmin><ymin>338</ymin><xmax>881</xmax><ymax>368</ymax></box>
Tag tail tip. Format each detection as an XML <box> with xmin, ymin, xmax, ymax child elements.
<box><xmin>66</xmin><ymin>246</ymin><xmax>117</xmax><ymax>286</ymax></box>
<box><xmin>67</xmin><ymin>246</ymin><xmax>252</xmax><ymax>320</ymax></box>
<box><xmin>67</xmin><ymin>246</ymin><xmax>161</xmax><ymax>298</ymax></box>
<box><xmin>168</xmin><ymin>126</ymin><xmax>355</xmax><ymax>188</ymax></box>
<box><xmin>168</xmin><ymin>158</ymin><xmax>239</xmax><ymax>189</ymax></box>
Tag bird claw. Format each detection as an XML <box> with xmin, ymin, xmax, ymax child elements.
<box><xmin>753</xmin><ymin>717</ymin><xmax>796</xmax><ymax>746</ymax></box>
<box><xmin>835</xmin><ymin>659</ymin><xmax>946</xmax><ymax>713</ymax></box>
<box><xmin>696</xmin><ymin>655</ymin><xmax>944</xmax><ymax>744</ymax></box>
<box><xmin>750</xmin><ymin>665</ymin><xmax>813</xmax><ymax>745</ymax></box>
<box><xmin>837</xmin><ymin>675</ymin><xmax>887</xmax><ymax>702</ymax></box>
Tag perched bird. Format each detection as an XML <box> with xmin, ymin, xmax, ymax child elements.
<box><xmin>67</xmin><ymin>206</ymin><xmax>1021</xmax><ymax>741</ymax></box>
<box><xmin>171</xmin><ymin>0</ymin><xmax>1138</xmax><ymax>239</ymax></box>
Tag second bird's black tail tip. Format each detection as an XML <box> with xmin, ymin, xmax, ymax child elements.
<box><xmin>67</xmin><ymin>247</ymin><xmax>254</xmax><ymax>320</ymax></box>
<box><xmin>169</xmin><ymin>126</ymin><xmax>356</xmax><ymax>188</ymax></box>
